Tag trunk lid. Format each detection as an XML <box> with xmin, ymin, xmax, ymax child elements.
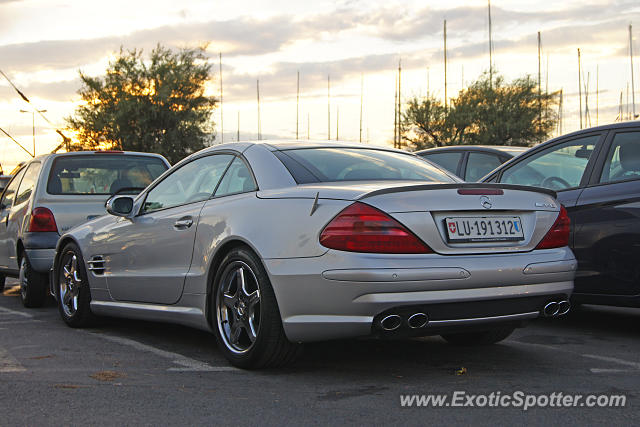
<box><xmin>359</xmin><ymin>183</ymin><xmax>559</xmax><ymax>255</ymax></box>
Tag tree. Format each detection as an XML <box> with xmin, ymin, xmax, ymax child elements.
<box><xmin>402</xmin><ymin>72</ymin><xmax>558</xmax><ymax>151</ymax></box>
<box><xmin>402</xmin><ymin>96</ymin><xmax>468</xmax><ymax>149</ymax></box>
<box><xmin>66</xmin><ymin>45</ymin><xmax>217</xmax><ymax>164</ymax></box>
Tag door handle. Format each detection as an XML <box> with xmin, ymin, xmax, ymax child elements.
<box><xmin>174</xmin><ymin>217</ymin><xmax>193</xmax><ymax>229</ymax></box>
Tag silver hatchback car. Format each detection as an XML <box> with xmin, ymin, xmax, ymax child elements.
<box><xmin>0</xmin><ymin>151</ymin><xmax>170</xmax><ymax>306</ymax></box>
<box><xmin>52</xmin><ymin>142</ymin><xmax>575</xmax><ymax>369</ymax></box>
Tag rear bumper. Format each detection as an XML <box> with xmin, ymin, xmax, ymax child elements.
<box><xmin>264</xmin><ymin>247</ymin><xmax>576</xmax><ymax>342</ymax></box>
<box><xmin>24</xmin><ymin>248</ymin><xmax>56</xmax><ymax>273</ymax></box>
<box><xmin>23</xmin><ymin>231</ymin><xmax>59</xmax><ymax>273</ymax></box>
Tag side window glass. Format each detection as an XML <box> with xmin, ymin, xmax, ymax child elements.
<box><xmin>214</xmin><ymin>157</ymin><xmax>258</xmax><ymax>197</ymax></box>
<box><xmin>15</xmin><ymin>163</ymin><xmax>41</xmax><ymax>205</ymax></box>
<box><xmin>600</xmin><ymin>132</ymin><xmax>640</xmax><ymax>184</ymax></box>
<box><xmin>0</xmin><ymin>168</ymin><xmax>26</xmax><ymax>210</ymax></box>
<box><xmin>500</xmin><ymin>135</ymin><xmax>600</xmax><ymax>191</ymax></box>
<box><xmin>421</xmin><ymin>152</ymin><xmax>462</xmax><ymax>174</ymax></box>
<box><xmin>142</xmin><ymin>154</ymin><xmax>233</xmax><ymax>214</ymax></box>
<box><xmin>465</xmin><ymin>153</ymin><xmax>503</xmax><ymax>182</ymax></box>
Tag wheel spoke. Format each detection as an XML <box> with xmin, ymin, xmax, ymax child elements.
<box><xmin>72</xmin><ymin>297</ymin><xmax>78</xmax><ymax>312</ymax></box>
<box><xmin>63</xmin><ymin>291</ymin><xmax>72</xmax><ymax>306</ymax></box>
<box><xmin>70</xmin><ymin>256</ymin><xmax>81</xmax><ymax>283</ymax></box>
<box><xmin>62</xmin><ymin>265</ymin><xmax>71</xmax><ymax>279</ymax></box>
<box><xmin>236</xmin><ymin>267</ymin><xmax>245</xmax><ymax>295</ymax></box>
<box><xmin>246</xmin><ymin>290</ymin><xmax>260</xmax><ymax>311</ymax></box>
<box><xmin>246</xmin><ymin>318</ymin><xmax>257</xmax><ymax>343</ymax></box>
<box><xmin>229</xmin><ymin>321</ymin><xmax>242</xmax><ymax>345</ymax></box>
<box><xmin>222</xmin><ymin>293</ymin><xmax>236</xmax><ymax>310</ymax></box>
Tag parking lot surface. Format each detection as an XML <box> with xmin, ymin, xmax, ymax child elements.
<box><xmin>1</xmin><ymin>279</ymin><xmax>638</xmax><ymax>425</ymax></box>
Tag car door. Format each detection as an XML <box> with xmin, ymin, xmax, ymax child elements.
<box><xmin>102</xmin><ymin>153</ymin><xmax>235</xmax><ymax>304</ymax></box>
<box><xmin>572</xmin><ymin>129</ymin><xmax>640</xmax><ymax>296</ymax></box>
<box><xmin>491</xmin><ymin>132</ymin><xmax>605</xmax><ymax>245</ymax></box>
<box><xmin>0</xmin><ymin>167</ymin><xmax>27</xmax><ymax>270</ymax></box>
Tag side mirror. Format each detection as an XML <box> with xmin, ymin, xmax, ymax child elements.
<box><xmin>575</xmin><ymin>147</ymin><xmax>592</xmax><ymax>159</ymax></box>
<box><xmin>106</xmin><ymin>195</ymin><xmax>134</xmax><ymax>217</ymax></box>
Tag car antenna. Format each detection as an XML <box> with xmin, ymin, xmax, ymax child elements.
<box><xmin>310</xmin><ymin>192</ymin><xmax>320</xmax><ymax>216</ymax></box>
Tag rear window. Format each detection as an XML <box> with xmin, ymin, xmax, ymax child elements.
<box><xmin>275</xmin><ymin>148</ymin><xmax>456</xmax><ymax>184</ymax></box>
<box><xmin>47</xmin><ymin>155</ymin><xmax>169</xmax><ymax>195</ymax></box>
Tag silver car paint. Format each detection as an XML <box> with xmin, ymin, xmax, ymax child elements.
<box><xmin>57</xmin><ymin>142</ymin><xmax>575</xmax><ymax>342</ymax></box>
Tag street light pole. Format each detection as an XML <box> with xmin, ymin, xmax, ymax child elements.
<box><xmin>19</xmin><ymin>109</ymin><xmax>46</xmax><ymax>156</ymax></box>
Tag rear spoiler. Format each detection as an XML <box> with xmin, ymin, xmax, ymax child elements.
<box><xmin>358</xmin><ymin>183</ymin><xmax>557</xmax><ymax>200</ymax></box>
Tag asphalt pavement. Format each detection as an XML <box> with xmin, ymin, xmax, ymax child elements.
<box><xmin>1</xmin><ymin>278</ymin><xmax>639</xmax><ymax>426</ymax></box>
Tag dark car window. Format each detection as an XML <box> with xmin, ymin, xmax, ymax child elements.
<box><xmin>0</xmin><ymin>167</ymin><xmax>26</xmax><ymax>210</ymax></box>
<box><xmin>465</xmin><ymin>152</ymin><xmax>503</xmax><ymax>182</ymax></box>
<box><xmin>421</xmin><ymin>152</ymin><xmax>463</xmax><ymax>175</ymax></box>
<box><xmin>15</xmin><ymin>162</ymin><xmax>41</xmax><ymax>205</ymax></box>
<box><xmin>500</xmin><ymin>135</ymin><xmax>599</xmax><ymax>191</ymax></box>
<box><xmin>214</xmin><ymin>157</ymin><xmax>257</xmax><ymax>197</ymax></box>
<box><xmin>142</xmin><ymin>154</ymin><xmax>234</xmax><ymax>214</ymax></box>
<box><xmin>278</xmin><ymin>148</ymin><xmax>454</xmax><ymax>183</ymax></box>
<box><xmin>600</xmin><ymin>132</ymin><xmax>640</xmax><ymax>184</ymax></box>
<box><xmin>47</xmin><ymin>155</ymin><xmax>168</xmax><ymax>195</ymax></box>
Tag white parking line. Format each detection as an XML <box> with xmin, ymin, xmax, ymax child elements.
<box><xmin>582</xmin><ymin>354</ymin><xmax>640</xmax><ymax>370</ymax></box>
<box><xmin>589</xmin><ymin>368</ymin><xmax>636</xmax><ymax>374</ymax></box>
<box><xmin>0</xmin><ymin>320</ymin><xmax>42</xmax><ymax>325</ymax></box>
<box><xmin>513</xmin><ymin>341</ymin><xmax>640</xmax><ymax>374</ymax></box>
<box><xmin>0</xmin><ymin>348</ymin><xmax>26</xmax><ymax>373</ymax></box>
<box><xmin>0</xmin><ymin>306</ymin><xmax>33</xmax><ymax>318</ymax></box>
<box><xmin>86</xmin><ymin>332</ymin><xmax>239</xmax><ymax>372</ymax></box>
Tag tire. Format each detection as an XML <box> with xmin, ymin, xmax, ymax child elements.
<box><xmin>441</xmin><ymin>327</ymin><xmax>515</xmax><ymax>346</ymax></box>
<box><xmin>19</xmin><ymin>254</ymin><xmax>48</xmax><ymax>308</ymax></box>
<box><xmin>0</xmin><ymin>274</ymin><xmax>5</xmax><ymax>292</ymax></box>
<box><xmin>211</xmin><ymin>247</ymin><xmax>301</xmax><ymax>369</ymax></box>
<box><xmin>55</xmin><ymin>242</ymin><xmax>96</xmax><ymax>327</ymax></box>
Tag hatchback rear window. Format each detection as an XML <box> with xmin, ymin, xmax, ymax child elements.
<box><xmin>47</xmin><ymin>155</ymin><xmax>169</xmax><ymax>195</ymax></box>
<box><xmin>275</xmin><ymin>148</ymin><xmax>455</xmax><ymax>184</ymax></box>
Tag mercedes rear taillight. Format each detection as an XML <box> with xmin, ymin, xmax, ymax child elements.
<box><xmin>319</xmin><ymin>202</ymin><xmax>432</xmax><ymax>254</ymax></box>
<box><xmin>535</xmin><ymin>205</ymin><xmax>570</xmax><ymax>249</ymax></box>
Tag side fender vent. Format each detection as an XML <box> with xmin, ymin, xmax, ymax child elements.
<box><xmin>87</xmin><ymin>256</ymin><xmax>105</xmax><ymax>275</ymax></box>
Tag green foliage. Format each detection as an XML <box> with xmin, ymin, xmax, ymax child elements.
<box><xmin>402</xmin><ymin>72</ymin><xmax>558</xmax><ymax>151</ymax></box>
<box><xmin>66</xmin><ymin>45</ymin><xmax>217</xmax><ymax>164</ymax></box>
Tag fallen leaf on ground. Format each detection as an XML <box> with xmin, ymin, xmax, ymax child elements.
<box><xmin>90</xmin><ymin>370</ymin><xmax>127</xmax><ymax>382</ymax></box>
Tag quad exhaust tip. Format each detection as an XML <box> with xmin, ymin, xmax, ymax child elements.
<box><xmin>543</xmin><ymin>300</ymin><xmax>571</xmax><ymax>317</ymax></box>
<box><xmin>380</xmin><ymin>314</ymin><xmax>402</xmax><ymax>331</ymax></box>
<box><xmin>407</xmin><ymin>313</ymin><xmax>429</xmax><ymax>329</ymax></box>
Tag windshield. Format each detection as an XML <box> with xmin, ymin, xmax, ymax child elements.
<box><xmin>275</xmin><ymin>148</ymin><xmax>456</xmax><ymax>184</ymax></box>
<box><xmin>47</xmin><ymin>154</ymin><xmax>169</xmax><ymax>195</ymax></box>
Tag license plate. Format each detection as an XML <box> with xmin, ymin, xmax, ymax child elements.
<box><xmin>444</xmin><ymin>216</ymin><xmax>524</xmax><ymax>242</ymax></box>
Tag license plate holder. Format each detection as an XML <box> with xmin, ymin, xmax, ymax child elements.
<box><xmin>444</xmin><ymin>216</ymin><xmax>524</xmax><ymax>242</ymax></box>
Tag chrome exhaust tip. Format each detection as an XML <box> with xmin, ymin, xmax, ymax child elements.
<box><xmin>380</xmin><ymin>314</ymin><xmax>402</xmax><ymax>331</ymax></box>
<box><xmin>407</xmin><ymin>313</ymin><xmax>429</xmax><ymax>329</ymax></box>
<box><xmin>543</xmin><ymin>301</ymin><xmax>560</xmax><ymax>317</ymax></box>
<box><xmin>557</xmin><ymin>300</ymin><xmax>571</xmax><ymax>316</ymax></box>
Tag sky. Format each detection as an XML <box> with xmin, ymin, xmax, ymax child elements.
<box><xmin>1</xmin><ymin>0</ymin><xmax>639</xmax><ymax>170</ymax></box>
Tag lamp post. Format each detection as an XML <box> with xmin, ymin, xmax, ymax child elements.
<box><xmin>19</xmin><ymin>109</ymin><xmax>46</xmax><ymax>157</ymax></box>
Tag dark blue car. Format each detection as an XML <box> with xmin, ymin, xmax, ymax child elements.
<box><xmin>482</xmin><ymin>122</ymin><xmax>640</xmax><ymax>308</ymax></box>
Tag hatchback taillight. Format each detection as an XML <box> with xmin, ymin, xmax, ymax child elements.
<box><xmin>535</xmin><ymin>205</ymin><xmax>570</xmax><ymax>249</ymax></box>
<box><xmin>319</xmin><ymin>202</ymin><xmax>432</xmax><ymax>254</ymax></box>
<box><xmin>29</xmin><ymin>207</ymin><xmax>58</xmax><ymax>232</ymax></box>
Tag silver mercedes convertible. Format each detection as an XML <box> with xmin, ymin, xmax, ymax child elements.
<box><xmin>51</xmin><ymin>141</ymin><xmax>576</xmax><ymax>368</ymax></box>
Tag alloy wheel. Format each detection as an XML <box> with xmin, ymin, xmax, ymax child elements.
<box><xmin>216</xmin><ymin>261</ymin><xmax>261</xmax><ymax>354</ymax></box>
<box><xmin>59</xmin><ymin>253</ymin><xmax>81</xmax><ymax>317</ymax></box>
<box><xmin>19</xmin><ymin>258</ymin><xmax>28</xmax><ymax>301</ymax></box>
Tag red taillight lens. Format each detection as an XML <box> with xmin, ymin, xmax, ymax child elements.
<box><xmin>535</xmin><ymin>205</ymin><xmax>570</xmax><ymax>249</ymax></box>
<box><xmin>29</xmin><ymin>207</ymin><xmax>58</xmax><ymax>232</ymax></box>
<box><xmin>319</xmin><ymin>202</ymin><xmax>432</xmax><ymax>254</ymax></box>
